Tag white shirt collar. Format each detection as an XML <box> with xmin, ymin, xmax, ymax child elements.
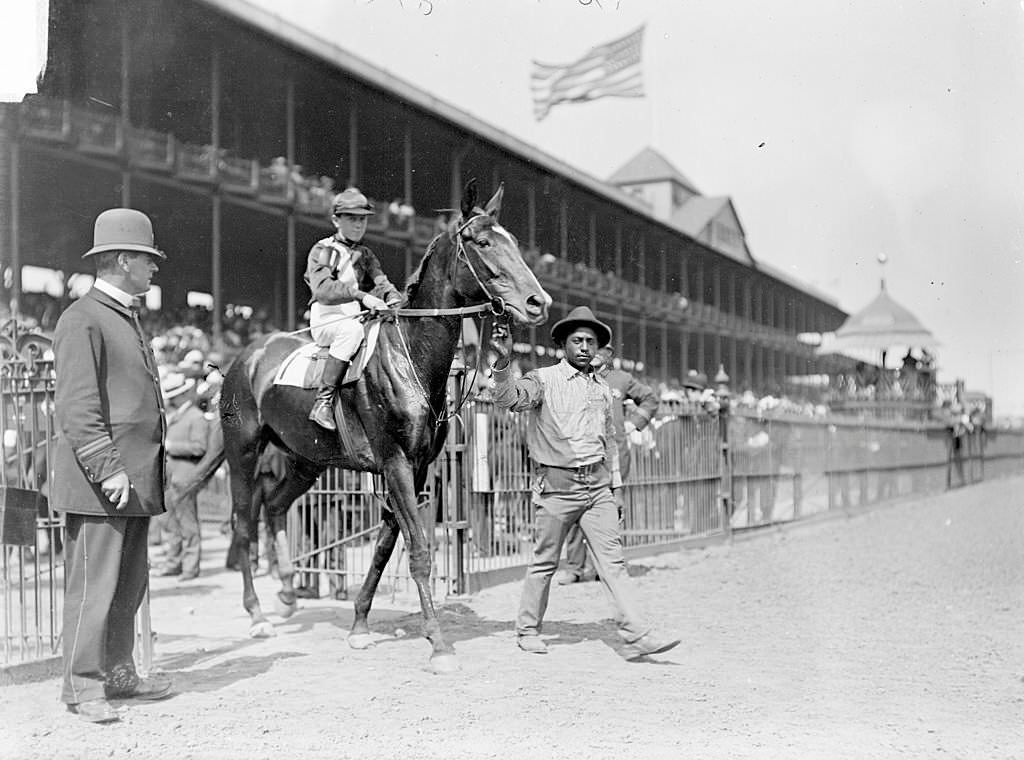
<box><xmin>94</xmin><ymin>278</ymin><xmax>137</xmax><ymax>309</ymax></box>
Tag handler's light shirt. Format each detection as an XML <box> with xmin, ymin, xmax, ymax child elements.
<box><xmin>491</xmin><ymin>359</ymin><xmax>621</xmax><ymax>487</ymax></box>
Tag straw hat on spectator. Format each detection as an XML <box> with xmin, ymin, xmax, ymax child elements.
<box><xmin>160</xmin><ymin>372</ymin><xmax>195</xmax><ymax>401</ymax></box>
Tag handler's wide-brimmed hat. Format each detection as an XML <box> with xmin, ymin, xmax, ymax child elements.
<box><xmin>83</xmin><ymin>208</ymin><xmax>166</xmax><ymax>259</ymax></box>
<box><xmin>160</xmin><ymin>372</ymin><xmax>195</xmax><ymax>400</ymax></box>
<box><xmin>550</xmin><ymin>305</ymin><xmax>612</xmax><ymax>347</ymax></box>
<box><xmin>331</xmin><ymin>188</ymin><xmax>375</xmax><ymax>216</ymax></box>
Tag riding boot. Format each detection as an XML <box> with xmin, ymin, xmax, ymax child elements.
<box><xmin>308</xmin><ymin>356</ymin><xmax>349</xmax><ymax>430</ymax></box>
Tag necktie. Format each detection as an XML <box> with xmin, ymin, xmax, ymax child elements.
<box><xmin>130</xmin><ymin>302</ymin><xmax>157</xmax><ymax>376</ymax></box>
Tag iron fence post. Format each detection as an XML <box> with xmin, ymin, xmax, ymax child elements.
<box><xmin>714</xmin><ymin>365</ymin><xmax>733</xmax><ymax>538</ymax></box>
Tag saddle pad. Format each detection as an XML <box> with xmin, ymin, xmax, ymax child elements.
<box><xmin>273</xmin><ymin>321</ymin><xmax>382</xmax><ymax>389</ymax></box>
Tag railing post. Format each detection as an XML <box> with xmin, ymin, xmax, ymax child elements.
<box><xmin>714</xmin><ymin>365</ymin><xmax>733</xmax><ymax>537</ymax></box>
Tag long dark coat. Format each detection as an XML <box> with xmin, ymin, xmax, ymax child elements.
<box><xmin>52</xmin><ymin>287</ymin><xmax>166</xmax><ymax>516</ymax></box>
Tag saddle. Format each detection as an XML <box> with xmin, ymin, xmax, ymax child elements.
<box><xmin>273</xmin><ymin>321</ymin><xmax>383</xmax><ymax>390</ymax></box>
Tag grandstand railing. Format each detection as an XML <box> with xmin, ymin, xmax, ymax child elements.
<box><xmin>13</xmin><ymin>95</ymin><xmax>805</xmax><ymax>345</ymax></box>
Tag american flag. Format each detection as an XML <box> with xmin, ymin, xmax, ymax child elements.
<box><xmin>530</xmin><ymin>26</ymin><xmax>645</xmax><ymax>121</ymax></box>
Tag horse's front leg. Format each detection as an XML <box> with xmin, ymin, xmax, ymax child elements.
<box><xmin>382</xmin><ymin>453</ymin><xmax>458</xmax><ymax>674</ymax></box>
<box><xmin>348</xmin><ymin>508</ymin><xmax>401</xmax><ymax>650</ymax></box>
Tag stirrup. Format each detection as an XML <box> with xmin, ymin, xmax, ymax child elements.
<box><xmin>309</xmin><ymin>400</ymin><xmax>336</xmax><ymax>430</ymax></box>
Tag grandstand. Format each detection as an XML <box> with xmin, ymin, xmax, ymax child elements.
<box><xmin>1</xmin><ymin>0</ymin><xmax>848</xmax><ymax>393</ymax></box>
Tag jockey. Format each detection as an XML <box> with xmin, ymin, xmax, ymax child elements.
<box><xmin>304</xmin><ymin>187</ymin><xmax>402</xmax><ymax>430</ymax></box>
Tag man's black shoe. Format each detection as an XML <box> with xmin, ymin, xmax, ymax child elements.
<box><xmin>106</xmin><ymin>674</ymin><xmax>173</xmax><ymax>701</ymax></box>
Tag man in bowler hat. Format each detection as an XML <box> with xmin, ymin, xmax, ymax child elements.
<box><xmin>53</xmin><ymin>208</ymin><xmax>172</xmax><ymax>722</ymax></box>
<box><xmin>490</xmin><ymin>305</ymin><xmax>680</xmax><ymax>660</ymax></box>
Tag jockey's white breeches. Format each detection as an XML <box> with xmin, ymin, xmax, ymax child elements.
<box><xmin>310</xmin><ymin>301</ymin><xmax>364</xmax><ymax>360</ymax></box>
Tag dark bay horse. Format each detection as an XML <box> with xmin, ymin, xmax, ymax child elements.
<box><xmin>213</xmin><ymin>183</ymin><xmax>549</xmax><ymax>673</ymax></box>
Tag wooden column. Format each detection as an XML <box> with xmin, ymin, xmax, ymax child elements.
<box><xmin>285</xmin><ymin>75</ymin><xmax>296</xmax><ymax>329</ymax></box>
<box><xmin>559</xmin><ymin>194</ymin><xmax>567</xmax><ymax>258</ymax></box>
<box><xmin>588</xmin><ymin>210</ymin><xmax>597</xmax><ymax>268</ymax></box>
<box><xmin>210</xmin><ymin>46</ymin><xmax>222</xmax><ymax>341</ymax></box>
<box><xmin>348</xmin><ymin>103</ymin><xmax>359</xmax><ymax>188</ymax></box>
<box><xmin>119</xmin><ymin>8</ymin><xmax>131</xmax><ymax>207</ymax></box>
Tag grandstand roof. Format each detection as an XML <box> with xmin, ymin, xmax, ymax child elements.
<box><xmin>198</xmin><ymin>0</ymin><xmax>651</xmax><ymax>216</ymax></box>
<box><xmin>196</xmin><ymin>0</ymin><xmax>840</xmax><ymax>309</ymax></box>
<box><xmin>670</xmin><ymin>195</ymin><xmax>733</xmax><ymax>238</ymax></box>
<box><xmin>607</xmin><ymin>147</ymin><xmax>700</xmax><ymax>194</ymax></box>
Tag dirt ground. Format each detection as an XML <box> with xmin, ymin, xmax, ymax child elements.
<box><xmin>2</xmin><ymin>475</ymin><xmax>1022</xmax><ymax>760</ymax></box>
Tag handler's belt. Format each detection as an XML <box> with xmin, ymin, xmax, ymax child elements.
<box><xmin>545</xmin><ymin>460</ymin><xmax>606</xmax><ymax>477</ymax></box>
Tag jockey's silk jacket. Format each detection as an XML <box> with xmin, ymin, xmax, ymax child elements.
<box><xmin>303</xmin><ymin>234</ymin><xmax>401</xmax><ymax>307</ymax></box>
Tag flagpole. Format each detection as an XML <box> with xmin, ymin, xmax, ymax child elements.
<box><xmin>646</xmin><ymin>30</ymin><xmax>657</xmax><ymax>150</ymax></box>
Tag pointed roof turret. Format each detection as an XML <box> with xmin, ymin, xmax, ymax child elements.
<box><xmin>607</xmin><ymin>147</ymin><xmax>699</xmax><ymax>194</ymax></box>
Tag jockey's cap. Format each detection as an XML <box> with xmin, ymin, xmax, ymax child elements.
<box><xmin>331</xmin><ymin>188</ymin><xmax>375</xmax><ymax>217</ymax></box>
<box><xmin>83</xmin><ymin>208</ymin><xmax>166</xmax><ymax>259</ymax></box>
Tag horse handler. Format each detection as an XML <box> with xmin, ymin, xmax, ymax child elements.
<box><xmin>489</xmin><ymin>306</ymin><xmax>680</xmax><ymax>660</ymax></box>
<box><xmin>52</xmin><ymin>209</ymin><xmax>173</xmax><ymax>723</ymax></box>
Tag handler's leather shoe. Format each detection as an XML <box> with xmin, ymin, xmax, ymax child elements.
<box><xmin>67</xmin><ymin>699</ymin><xmax>120</xmax><ymax>723</ymax></box>
<box><xmin>517</xmin><ymin>636</ymin><xmax>548</xmax><ymax>654</ymax></box>
<box><xmin>106</xmin><ymin>674</ymin><xmax>173</xmax><ymax>702</ymax></box>
<box><xmin>554</xmin><ymin>569</ymin><xmax>580</xmax><ymax>585</ymax></box>
<box><xmin>620</xmin><ymin>632</ymin><xmax>681</xmax><ymax>662</ymax></box>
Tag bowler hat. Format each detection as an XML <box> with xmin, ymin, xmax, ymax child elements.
<box><xmin>550</xmin><ymin>306</ymin><xmax>612</xmax><ymax>347</ymax></box>
<box><xmin>331</xmin><ymin>188</ymin><xmax>375</xmax><ymax>216</ymax></box>
<box><xmin>83</xmin><ymin>208</ymin><xmax>166</xmax><ymax>259</ymax></box>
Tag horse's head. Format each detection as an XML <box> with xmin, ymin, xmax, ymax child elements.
<box><xmin>451</xmin><ymin>181</ymin><xmax>550</xmax><ymax>326</ymax></box>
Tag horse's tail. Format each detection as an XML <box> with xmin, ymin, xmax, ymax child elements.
<box><xmin>170</xmin><ymin>423</ymin><xmax>226</xmax><ymax>503</ymax></box>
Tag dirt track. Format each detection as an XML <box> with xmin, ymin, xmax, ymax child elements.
<box><xmin>2</xmin><ymin>476</ymin><xmax>1023</xmax><ymax>760</ymax></box>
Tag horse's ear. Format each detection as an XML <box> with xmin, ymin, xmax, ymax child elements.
<box><xmin>484</xmin><ymin>183</ymin><xmax>504</xmax><ymax>221</ymax></box>
<box><xmin>461</xmin><ymin>179</ymin><xmax>478</xmax><ymax>219</ymax></box>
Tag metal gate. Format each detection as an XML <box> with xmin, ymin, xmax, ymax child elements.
<box><xmin>0</xmin><ymin>326</ymin><xmax>62</xmax><ymax>667</ymax></box>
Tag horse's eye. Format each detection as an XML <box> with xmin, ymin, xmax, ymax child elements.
<box><xmin>475</xmin><ymin>238</ymin><xmax>491</xmax><ymax>248</ymax></box>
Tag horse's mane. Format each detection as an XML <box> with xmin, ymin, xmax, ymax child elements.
<box><xmin>402</xmin><ymin>214</ymin><xmax>459</xmax><ymax>305</ymax></box>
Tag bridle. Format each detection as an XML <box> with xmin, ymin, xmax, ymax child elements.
<box><xmin>393</xmin><ymin>212</ymin><xmax>513</xmax><ymax>426</ymax></box>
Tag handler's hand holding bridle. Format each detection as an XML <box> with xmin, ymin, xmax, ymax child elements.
<box><xmin>489</xmin><ymin>321</ymin><xmax>513</xmax><ymax>366</ymax></box>
<box><xmin>101</xmin><ymin>471</ymin><xmax>131</xmax><ymax>510</ymax></box>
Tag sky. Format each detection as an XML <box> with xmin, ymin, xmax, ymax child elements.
<box><xmin>4</xmin><ymin>0</ymin><xmax>1024</xmax><ymax>415</ymax></box>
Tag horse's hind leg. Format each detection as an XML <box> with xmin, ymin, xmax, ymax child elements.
<box><xmin>223</xmin><ymin>425</ymin><xmax>273</xmax><ymax>637</ymax></box>
<box><xmin>264</xmin><ymin>456</ymin><xmax>324</xmax><ymax>619</ymax></box>
<box><xmin>348</xmin><ymin>508</ymin><xmax>401</xmax><ymax>650</ymax></box>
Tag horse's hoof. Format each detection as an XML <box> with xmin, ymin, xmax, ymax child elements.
<box><xmin>249</xmin><ymin>621</ymin><xmax>276</xmax><ymax>638</ymax></box>
<box><xmin>274</xmin><ymin>593</ymin><xmax>298</xmax><ymax>619</ymax></box>
<box><xmin>347</xmin><ymin>633</ymin><xmax>375</xmax><ymax>650</ymax></box>
<box><xmin>429</xmin><ymin>654</ymin><xmax>460</xmax><ymax>675</ymax></box>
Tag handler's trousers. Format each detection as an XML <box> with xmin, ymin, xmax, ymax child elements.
<box><xmin>516</xmin><ymin>461</ymin><xmax>648</xmax><ymax>643</ymax></box>
<box><xmin>562</xmin><ymin>447</ymin><xmax>632</xmax><ymax>579</ymax></box>
<box><xmin>61</xmin><ymin>513</ymin><xmax>150</xmax><ymax>704</ymax></box>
